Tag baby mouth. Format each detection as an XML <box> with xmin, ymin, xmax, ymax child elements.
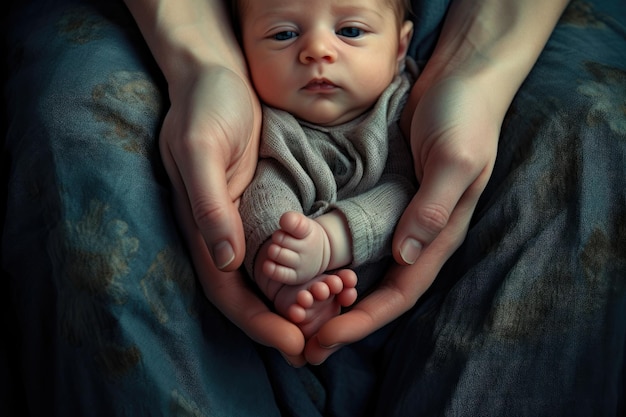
<box><xmin>304</xmin><ymin>78</ymin><xmax>337</xmax><ymax>91</ymax></box>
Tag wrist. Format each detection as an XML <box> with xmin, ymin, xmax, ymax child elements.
<box><xmin>316</xmin><ymin>211</ymin><xmax>353</xmax><ymax>270</ymax></box>
<box><xmin>157</xmin><ymin>24</ymin><xmax>248</xmax><ymax>87</ymax></box>
<box><xmin>403</xmin><ymin>0</ymin><xmax>567</xmax><ymax>128</ymax></box>
<box><xmin>125</xmin><ymin>0</ymin><xmax>248</xmax><ymax>88</ymax></box>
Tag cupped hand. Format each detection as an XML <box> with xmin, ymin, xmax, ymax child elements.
<box><xmin>305</xmin><ymin>72</ymin><xmax>500</xmax><ymax>365</ymax></box>
<box><xmin>160</xmin><ymin>65</ymin><xmax>259</xmax><ymax>272</ymax></box>
<box><xmin>160</xmin><ymin>65</ymin><xmax>307</xmax><ymax>366</ymax></box>
<box><xmin>393</xmin><ymin>73</ymin><xmax>499</xmax><ymax>265</ymax></box>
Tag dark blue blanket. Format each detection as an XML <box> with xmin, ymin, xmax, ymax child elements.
<box><xmin>3</xmin><ymin>0</ymin><xmax>625</xmax><ymax>415</ymax></box>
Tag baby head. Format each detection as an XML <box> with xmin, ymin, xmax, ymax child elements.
<box><xmin>235</xmin><ymin>0</ymin><xmax>413</xmax><ymax>126</ymax></box>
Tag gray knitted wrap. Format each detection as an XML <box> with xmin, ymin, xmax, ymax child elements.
<box><xmin>240</xmin><ymin>65</ymin><xmax>418</xmax><ymax>282</ymax></box>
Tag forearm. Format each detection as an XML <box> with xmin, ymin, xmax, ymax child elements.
<box><xmin>123</xmin><ymin>0</ymin><xmax>247</xmax><ymax>85</ymax></box>
<box><xmin>403</xmin><ymin>0</ymin><xmax>569</xmax><ymax>127</ymax></box>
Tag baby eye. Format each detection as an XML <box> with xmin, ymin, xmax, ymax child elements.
<box><xmin>337</xmin><ymin>27</ymin><xmax>363</xmax><ymax>38</ymax></box>
<box><xmin>273</xmin><ymin>31</ymin><xmax>298</xmax><ymax>41</ymax></box>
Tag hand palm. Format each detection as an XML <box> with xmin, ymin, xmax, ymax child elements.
<box><xmin>160</xmin><ymin>67</ymin><xmax>308</xmax><ymax>365</ymax></box>
<box><xmin>306</xmin><ymin>75</ymin><xmax>500</xmax><ymax>365</ymax></box>
<box><xmin>160</xmin><ymin>67</ymin><xmax>261</xmax><ymax>269</ymax></box>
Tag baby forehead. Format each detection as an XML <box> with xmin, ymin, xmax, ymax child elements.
<box><xmin>239</xmin><ymin>0</ymin><xmax>399</xmax><ymax>18</ymax></box>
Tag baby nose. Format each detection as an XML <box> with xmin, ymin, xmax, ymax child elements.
<box><xmin>299</xmin><ymin>31</ymin><xmax>337</xmax><ymax>64</ymax></box>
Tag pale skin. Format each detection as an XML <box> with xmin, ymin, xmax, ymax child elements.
<box><xmin>254</xmin><ymin>211</ymin><xmax>358</xmax><ymax>340</ymax></box>
<box><xmin>239</xmin><ymin>0</ymin><xmax>414</xmax><ymax>339</ymax></box>
<box><xmin>124</xmin><ymin>0</ymin><xmax>569</xmax><ymax>366</ymax></box>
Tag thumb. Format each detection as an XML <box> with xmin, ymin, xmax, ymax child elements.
<box><xmin>187</xmin><ymin>165</ymin><xmax>247</xmax><ymax>272</ymax></box>
<box><xmin>393</xmin><ymin>197</ymin><xmax>452</xmax><ymax>265</ymax></box>
<box><xmin>162</xmin><ymin>143</ymin><xmax>247</xmax><ymax>271</ymax></box>
<box><xmin>392</xmin><ymin>160</ymin><xmax>473</xmax><ymax>265</ymax></box>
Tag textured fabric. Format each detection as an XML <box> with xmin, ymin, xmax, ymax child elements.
<box><xmin>2</xmin><ymin>0</ymin><xmax>625</xmax><ymax>416</ymax></box>
<box><xmin>240</xmin><ymin>69</ymin><xmax>416</xmax><ymax>284</ymax></box>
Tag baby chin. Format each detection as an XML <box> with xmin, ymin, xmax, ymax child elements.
<box><xmin>293</xmin><ymin>99</ymin><xmax>367</xmax><ymax>127</ymax></box>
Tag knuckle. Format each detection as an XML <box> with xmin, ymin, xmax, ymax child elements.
<box><xmin>416</xmin><ymin>203</ymin><xmax>450</xmax><ymax>236</ymax></box>
<box><xmin>432</xmin><ymin>141</ymin><xmax>480</xmax><ymax>173</ymax></box>
<box><xmin>454</xmin><ymin>150</ymin><xmax>478</xmax><ymax>173</ymax></box>
<box><xmin>444</xmin><ymin>148</ymin><xmax>478</xmax><ymax>174</ymax></box>
<box><xmin>191</xmin><ymin>198</ymin><xmax>228</xmax><ymax>231</ymax></box>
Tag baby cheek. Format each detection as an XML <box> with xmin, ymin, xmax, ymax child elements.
<box><xmin>356</xmin><ymin>72</ymin><xmax>393</xmax><ymax>101</ymax></box>
<box><xmin>250</xmin><ymin>67</ymin><xmax>282</xmax><ymax>104</ymax></box>
<box><xmin>254</xmin><ymin>79</ymin><xmax>293</xmax><ymax>112</ymax></box>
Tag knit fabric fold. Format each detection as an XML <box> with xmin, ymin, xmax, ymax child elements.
<box><xmin>240</xmin><ymin>64</ymin><xmax>418</xmax><ymax>279</ymax></box>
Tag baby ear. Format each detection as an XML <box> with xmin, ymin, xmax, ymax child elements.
<box><xmin>397</xmin><ymin>20</ymin><xmax>413</xmax><ymax>61</ymax></box>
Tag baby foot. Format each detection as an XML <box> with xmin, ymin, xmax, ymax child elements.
<box><xmin>273</xmin><ymin>269</ymin><xmax>358</xmax><ymax>340</ymax></box>
<box><xmin>262</xmin><ymin>211</ymin><xmax>331</xmax><ymax>285</ymax></box>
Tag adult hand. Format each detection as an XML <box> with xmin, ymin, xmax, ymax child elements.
<box><xmin>160</xmin><ymin>66</ymin><xmax>307</xmax><ymax>366</ymax></box>
<box><xmin>305</xmin><ymin>71</ymin><xmax>499</xmax><ymax>365</ymax></box>
<box><xmin>393</xmin><ymin>73</ymin><xmax>498</xmax><ymax>266</ymax></box>
<box><xmin>160</xmin><ymin>66</ymin><xmax>259</xmax><ymax>271</ymax></box>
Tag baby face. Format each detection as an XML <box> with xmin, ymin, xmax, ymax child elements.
<box><xmin>240</xmin><ymin>0</ymin><xmax>412</xmax><ymax>126</ymax></box>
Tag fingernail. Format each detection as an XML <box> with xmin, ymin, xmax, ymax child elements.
<box><xmin>400</xmin><ymin>238</ymin><xmax>422</xmax><ymax>265</ymax></box>
<box><xmin>212</xmin><ymin>240</ymin><xmax>235</xmax><ymax>270</ymax></box>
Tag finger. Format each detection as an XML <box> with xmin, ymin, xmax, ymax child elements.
<box><xmin>305</xmin><ymin>200</ymin><xmax>473</xmax><ymax>365</ymax></box>
<box><xmin>190</xmin><ymin>166</ymin><xmax>246</xmax><ymax>271</ymax></box>
<box><xmin>177</xmin><ymin>194</ymin><xmax>307</xmax><ymax>366</ymax></box>
<box><xmin>163</xmin><ymin>141</ymin><xmax>246</xmax><ymax>271</ymax></box>
<box><xmin>204</xmin><ymin>265</ymin><xmax>307</xmax><ymax>367</ymax></box>
<box><xmin>392</xmin><ymin>155</ymin><xmax>478</xmax><ymax>265</ymax></box>
<box><xmin>304</xmin><ymin>260</ymin><xmax>436</xmax><ymax>365</ymax></box>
